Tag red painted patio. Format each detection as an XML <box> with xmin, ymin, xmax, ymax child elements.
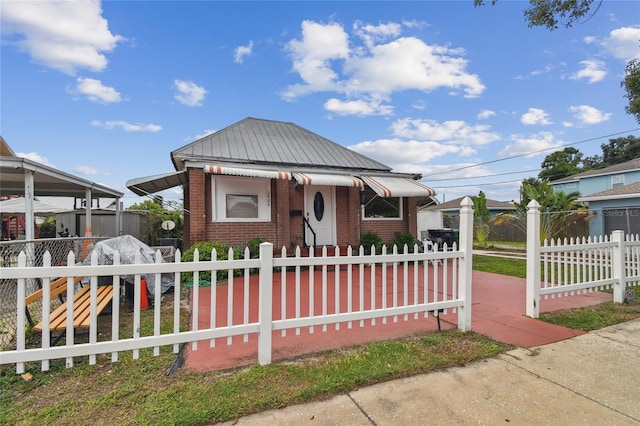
<box><xmin>185</xmin><ymin>267</ymin><xmax>610</xmax><ymax>373</ymax></box>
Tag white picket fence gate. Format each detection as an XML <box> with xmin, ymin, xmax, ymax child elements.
<box><xmin>526</xmin><ymin>200</ymin><xmax>640</xmax><ymax>318</ymax></box>
<box><xmin>0</xmin><ymin>199</ymin><xmax>475</xmax><ymax>374</ymax></box>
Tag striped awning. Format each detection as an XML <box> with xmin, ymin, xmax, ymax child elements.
<box><xmin>292</xmin><ymin>173</ymin><xmax>363</xmax><ymax>187</ymax></box>
<box><xmin>361</xmin><ymin>176</ymin><xmax>436</xmax><ymax>197</ymax></box>
<box><xmin>204</xmin><ymin>165</ymin><xmax>291</xmax><ymax>180</ymax></box>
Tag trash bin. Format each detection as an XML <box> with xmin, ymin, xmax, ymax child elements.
<box><xmin>427</xmin><ymin>229</ymin><xmax>454</xmax><ymax>250</ymax></box>
<box><xmin>157</xmin><ymin>238</ymin><xmax>183</xmax><ymax>251</ymax></box>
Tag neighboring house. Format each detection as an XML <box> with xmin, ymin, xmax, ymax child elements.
<box><xmin>551</xmin><ymin>158</ymin><xmax>640</xmax><ymax>196</ymax></box>
<box><xmin>576</xmin><ymin>181</ymin><xmax>640</xmax><ymax>235</ymax></box>
<box><xmin>127</xmin><ymin>117</ymin><xmax>436</xmax><ymax>249</ymax></box>
<box><xmin>420</xmin><ymin>196</ymin><xmax>515</xmax><ymax>225</ymax></box>
<box><xmin>551</xmin><ymin>158</ymin><xmax>640</xmax><ymax>236</ymax></box>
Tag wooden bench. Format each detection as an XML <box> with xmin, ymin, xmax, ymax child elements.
<box><xmin>25</xmin><ymin>276</ymin><xmax>114</xmax><ymax>344</ymax></box>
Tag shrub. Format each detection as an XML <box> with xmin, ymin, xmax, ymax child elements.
<box><xmin>181</xmin><ymin>241</ymin><xmax>242</xmax><ymax>284</ymax></box>
<box><xmin>360</xmin><ymin>231</ymin><xmax>383</xmax><ymax>254</ymax></box>
<box><xmin>247</xmin><ymin>237</ymin><xmax>265</xmax><ymax>258</ymax></box>
<box><xmin>391</xmin><ymin>232</ymin><xmax>418</xmax><ymax>252</ymax></box>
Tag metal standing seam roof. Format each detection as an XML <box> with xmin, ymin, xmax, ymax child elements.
<box><xmin>171</xmin><ymin>117</ymin><xmax>392</xmax><ymax>173</ymax></box>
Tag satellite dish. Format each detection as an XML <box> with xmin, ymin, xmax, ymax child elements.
<box><xmin>161</xmin><ymin>220</ymin><xmax>176</xmax><ymax>231</ymax></box>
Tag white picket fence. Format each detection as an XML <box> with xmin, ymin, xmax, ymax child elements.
<box><xmin>526</xmin><ymin>200</ymin><xmax>640</xmax><ymax>318</ymax></box>
<box><xmin>0</xmin><ymin>198</ymin><xmax>475</xmax><ymax>373</ymax></box>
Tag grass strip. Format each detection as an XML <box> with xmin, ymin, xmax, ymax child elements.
<box><xmin>0</xmin><ymin>331</ymin><xmax>509</xmax><ymax>425</ymax></box>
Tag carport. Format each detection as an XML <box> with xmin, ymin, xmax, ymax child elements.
<box><xmin>0</xmin><ymin>156</ymin><xmax>124</xmax><ymax>241</ymax></box>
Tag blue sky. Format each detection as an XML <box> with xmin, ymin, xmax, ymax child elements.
<box><xmin>2</xmin><ymin>1</ymin><xmax>639</xmax><ymax>208</ymax></box>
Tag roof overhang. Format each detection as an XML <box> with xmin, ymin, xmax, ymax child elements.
<box><xmin>361</xmin><ymin>176</ymin><xmax>435</xmax><ymax>197</ymax></box>
<box><xmin>293</xmin><ymin>172</ymin><xmax>363</xmax><ymax>187</ymax></box>
<box><xmin>126</xmin><ymin>170</ymin><xmax>188</xmax><ymax>196</ymax></box>
<box><xmin>0</xmin><ymin>156</ymin><xmax>123</xmax><ymax>198</ymax></box>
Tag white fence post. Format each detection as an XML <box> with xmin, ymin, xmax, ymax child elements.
<box><xmin>258</xmin><ymin>242</ymin><xmax>273</xmax><ymax>365</ymax></box>
<box><xmin>458</xmin><ymin>196</ymin><xmax>473</xmax><ymax>331</ymax></box>
<box><xmin>611</xmin><ymin>230</ymin><xmax>625</xmax><ymax>304</ymax></box>
<box><xmin>526</xmin><ymin>200</ymin><xmax>541</xmax><ymax>318</ymax></box>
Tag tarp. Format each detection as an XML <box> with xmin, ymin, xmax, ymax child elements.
<box><xmin>0</xmin><ymin>197</ymin><xmax>68</xmax><ymax>215</ymax></box>
<box><xmin>81</xmin><ymin>235</ymin><xmax>174</xmax><ymax>294</ymax></box>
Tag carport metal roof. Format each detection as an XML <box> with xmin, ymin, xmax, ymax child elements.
<box><xmin>1</xmin><ymin>156</ymin><xmax>123</xmax><ymax>198</ymax></box>
<box><xmin>1</xmin><ymin>156</ymin><xmax>123</xmax><ymax>241</ymax></box>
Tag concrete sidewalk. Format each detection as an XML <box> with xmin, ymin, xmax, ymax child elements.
<box><xmin>221</xmin><ymin>318</ymin><xmax>640</xmax><ymax>425</ymax></box>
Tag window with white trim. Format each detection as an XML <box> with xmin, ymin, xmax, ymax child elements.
<box><xmin>611</xmin><ymin>174</ymin><xmax>624</xmax><ymax>188</ymax></box>
<box><xmin>211</xmin><ymin>176</ymin><xmax>270</xmax><ymax>222</ymax></box>
<box><xmin>362</xmin><ymin>187</ymin><xmax>402</xmax><ymax>219</ymax></box>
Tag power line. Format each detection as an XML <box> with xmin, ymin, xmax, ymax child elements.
<box><xmin>422</xmin><ymin>127</ymin><xmax>640</xmax><ymax>179</ymax></box>
<box><xmin>433</xmin><ymin>178</ymin><xmax>525</xmax><ymax>189</ymax></box>
<box><xmin>426</xmin><ymin>168</ymin><xmax>541</xmax><ymax>182</ymax></box>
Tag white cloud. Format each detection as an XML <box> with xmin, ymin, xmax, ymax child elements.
<box><xmin>499</xmin><ymin>132</ymin><xmax>564</xmax><ymax>158</ymax></box>
<box><xmin>570</xmin><ymin>60</ymin><xmax>607</xmax><ymax>84</ymax></box>
<box><xmin>477</xmin><ymin>109</ymin><xmax>495</xmax><ymax>120</ymax></box>
<box><xmin>173</xmin><ymin>80</ymin><xmax>207</xmax><ymax>107</ymax></box>
<box><xmin>234</xmin><ymin>40</ymin><xmax>254</xmax><ymax>64</ymax></box>
<box><xmin>353</xmin><ymin>20</ymin><xmax>402</xmax><ymax>48</ymax></box>
<box><xmin>194</xmin><ymin>129</ymin><xmax>216</xmax><ymax>140</ymax></box>
<box><xmin>14</xmin><ymin>152</ymin><xmax>54</xmax><ymax>167</ymax></box>
<box><xmin>283</xmin><ymin>20</ymin><xmax>350</xmax><ymax>99</ymax></box>
<box><xmin>521</xmin><ymin>108</ymin><xmax>551</xmax><ymax>126</ymax></box>
<box><xmin>72</xmin><ymin>77</ymin><xmax>121</xmax><ymax>103</ymax></box>
<box><xmin>324</xmin><ymin>98</ymin><xmax>393</xmax><ymax>116</ymax></box>
<box><xmin>91</xmin><ymin>120</ymin><xmax>161</xmax><ymax>132</ymax></box>
<box><xmin>391</xmin><ymin>118</ymin><xmax>500</xmax><ymax>145</ymax></box>
<box><xmin>569</xmin><ymin>105</ymin><xmax>611</xmax><ymax>124</ymax></box>
<box><xmin>75</xmin><ymin>165</ymin><xmax>100</xmax><ymax>176</ymax></box>
<box><xmin>281</xmin><ymin>19</ymin><xmax>485</xmax><ymax>112</ymax></box>
<box><xmin>601</xmin><ymin>26</ymin><xmax>640</xmax><ymax>61</ymax></box>
<box><xmin>0</xmin><ymin>0</ymin><xmax>123</xmax><ymax>74</ymax></box>
<box><xmin>349</xmin><ymin>138</ymin><xmax>463</xmax><ymax>172</ymax></box>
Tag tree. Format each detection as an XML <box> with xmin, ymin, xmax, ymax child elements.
<box><xmin>493</xmin><ymin>178</ymin><xmax>589</xmax><ymax>241</ymax></box>
<box><xmin>600</xmin><ymin>135</ymin><xmax>640</xmax><ymax>166</ymax></box>
<box><xmin>538</xmin><ymin>147</ymin><xmax>583</xmax><ymax>180</ymax></box>
<box><xmin>471</xmin><ymin>191</ymin><xmax>491</xmax><ymax>247</ymax></box>
<box><xmin>622</xmin><ymin>59</ymin><xmax>640</xmax><ymax>124</ymax></box>
<box><xmin>128</xmin><ymin>199</ymin><xmax>184</xmax><ymax>245</ymax></box>
<box><xmin>474</xmin><ymin>0</ymin><xmax>601</xmax><ymax>30</ymax></box>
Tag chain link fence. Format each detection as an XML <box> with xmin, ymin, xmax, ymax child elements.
<box><xmin>0</xmin><ymin>237</ymin><xmax>107</xmax><ymax>350</ymax></box>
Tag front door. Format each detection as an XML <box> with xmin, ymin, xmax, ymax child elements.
<box><xmin>304</xmin><ymin>185</ymin><xmax>336</xmax><ymax>247</ymax></box>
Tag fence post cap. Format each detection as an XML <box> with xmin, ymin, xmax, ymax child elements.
<box><xmin>527</xmin><ymin>199</ymin><xmax>541</xmax><ymax>209</ymax></box>
<box><xmin>460</xmin><ymin>196</ymin><xmax>473</xmax><ymax>207</ymax></box>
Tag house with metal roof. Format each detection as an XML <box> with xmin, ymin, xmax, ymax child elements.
<box><xmin>127</xmin><ymin>117</ymin><xmax>436</xmax><ymax>250</ymax></box>
<box><xmin>551</xmin><ymin>158</ymin><xmax>640</xmax><ymax>235</ymax></box>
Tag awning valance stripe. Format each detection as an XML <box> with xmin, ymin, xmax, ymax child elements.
<box><xmin>292</xmin><ymin>173</ymin><xmax>363</xmax><ymax>188</ymax></box>
<box><xmin>361</xmin><ymin>176</ymin><xmax>435</xmax><ymax>198</ymax></box>
<box><xmin>204</xmin><ymin>165</ymin><xmax>291</xmax><ymax>180</ymax></box>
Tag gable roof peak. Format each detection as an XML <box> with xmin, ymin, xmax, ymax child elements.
<box><xmin>171</xmin><ymin>117</ymin><xmax>391</xmax><ymax>173</ymax></box>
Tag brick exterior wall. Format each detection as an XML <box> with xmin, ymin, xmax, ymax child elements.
<box><xmin>185</xmin><ymin>172</ymin><xmax>419</xmax><ymax>250</ymax></box>
<box><xmin>186</xmin><ymin>168</ymin><xmax>206</xmax><ymax>247</ymax></box>
<box><xmin>336</xmin><ymin>186</ymin><xmax>361</xmax><ymax>246</ymax></box>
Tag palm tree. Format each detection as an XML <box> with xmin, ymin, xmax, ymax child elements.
<box><xmin>492</xmin><ymin>179</ymin><xmax>591</xmax><ymax>242</ymax></box>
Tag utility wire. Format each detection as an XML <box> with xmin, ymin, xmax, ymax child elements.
<box><xmin>426</xmin><ymin>168</ymin><xmax>541</xmax><ymax>182</ymax></box>
<box><xmin>421</xmin><ymin>127</ymin><xmax>640</xmax><ymax>179</ymax></box>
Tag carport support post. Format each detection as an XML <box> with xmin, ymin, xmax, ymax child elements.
<box><xmin>611</xmin><ymin>230</ymin><xmax>625</xmax><ymax>304</ymax></box>
<box><xmin>457</xmin><ymin>197</ymin><xmax>473</xmax><ymax>332</ymax></box>
<box><xmin>258</xmin><ymin>242</ymin><xmax>273</xmax><ymax>365</ymax></box>
<box><xmin>526</xmin><ymin>200</ymin><xmax>541</xmax><ymax>318</ymax></box>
